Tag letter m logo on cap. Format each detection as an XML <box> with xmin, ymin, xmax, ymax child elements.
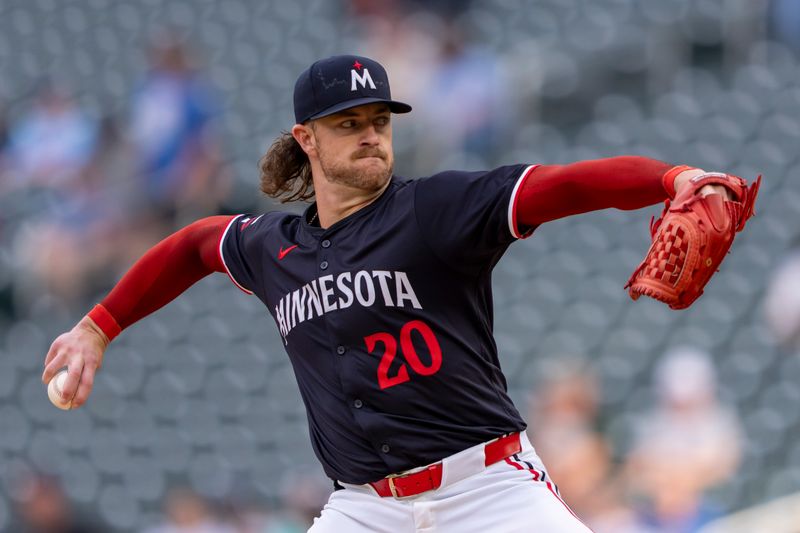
<box><xmin>351</xmin><ymin>68</ymin><xmax>376</xmax><ymax>91</ymax></box>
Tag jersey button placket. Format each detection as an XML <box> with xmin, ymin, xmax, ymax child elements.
<box><xmin>353</xmin><ymin>399</ymin><xmax>363</xmax><ymax>409</ymax></box>
<box><xmin>320</xmin><ymin>238</ymin><xmax>330</xmax><ymax>270</ymax></box>
<box><xmin>336</xmin><ymin>345</ymin><xmax>346</xmax><ymax>355</ymax></box>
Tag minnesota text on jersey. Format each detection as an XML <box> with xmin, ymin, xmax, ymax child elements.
<box><xmin>275</xmin><ymin>270</ymin><xmax>423</xmax><ymax>342</ymax></box>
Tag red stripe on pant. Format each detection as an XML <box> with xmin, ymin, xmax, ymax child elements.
<box><xmin>503</xmin><ymin>457</ymin><xmax>594</xmax><ymax>531</ymax></box>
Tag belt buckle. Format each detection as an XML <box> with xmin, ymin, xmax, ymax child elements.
<box><xmin>387</xmin><ymin>473</ymin><xmax>410</xmax><ymax>500</ymax></box>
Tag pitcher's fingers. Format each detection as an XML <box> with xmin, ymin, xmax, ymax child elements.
<box><xmin>71</xmin><ymin>365</ymin><xmax>96</xmax><ymax>409</ymax></box>
<box><xmin>59</xmin><ymin>362</ymin><xmax>84</xmax><ymax>403</ymax></box>
<box><xmin>42</xmin><ymin>350</ymin><xmax>67</xmax><ymax>384</ymax></box>
<box><xmin>700</xmin><ymin>184</ymin><xmax>730</xmax><ymax>199</ymax></box>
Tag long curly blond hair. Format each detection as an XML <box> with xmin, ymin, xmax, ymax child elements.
<box><xmin>258</xmin><ymin>131</ymin><xmax>314</xmax><ymax>202</ymax></box>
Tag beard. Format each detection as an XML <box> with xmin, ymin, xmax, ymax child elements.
<box><xmin>317</xmin><ymin>144</ymin><xmax>394</xmax><ymax>192</ymax></box>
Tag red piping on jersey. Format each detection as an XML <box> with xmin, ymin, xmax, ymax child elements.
<box><xmin>509</xmin><ymin>165</ymin><xmax>539</xmax><ymax>239</ymax></box>
<box><xmin>218</xmin><ymin>215</ymin><xmax>254</xmax><ymax>295</ymax></box>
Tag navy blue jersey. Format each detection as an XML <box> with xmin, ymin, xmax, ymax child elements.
<box><xmin>220</xmin><ymin>164</ymin><xmax>537</xmax><ymax>484</ymax></box>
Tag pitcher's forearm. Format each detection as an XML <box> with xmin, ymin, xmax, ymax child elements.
<box><xmin>89</xmin><ymin>215</ymin><xmax>234</xmax><ymax>340</ymax></box>
<box><xmin>516</xmin><ymin>156</ymin><xmax>691</xmax><ymax>227</ymax></box>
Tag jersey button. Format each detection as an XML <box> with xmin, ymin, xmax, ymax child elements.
<box><xmin>320</xmin><ymin>261</ymin><xmax>329</xmax><ymax>270</ymax></box>
<box><xmin>336</xmin><ymin>346</ymin><xmax>346</xmax><ymax>355</ymax></box>
<box><xmin>321</xmin><ymin>239</ymin><xmax>331</xmax><ymax>248</ymax></box>
<box><xmin>354</xmin><ymin>399</ymin><xmax>363</xmax><ymax>409</ymax></box>
<box><xmin>381</xmin><ymin>444</ymin><xmax>391</xmax><ymax>453</ymax></box>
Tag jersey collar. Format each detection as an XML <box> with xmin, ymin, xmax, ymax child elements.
<box><xmin>300</xmin><ymin>176</ymin><xmax>403</xmax><ymax>237</ymax></box>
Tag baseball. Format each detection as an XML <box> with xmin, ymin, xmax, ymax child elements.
<box><xmin>47</xmin><ymin>370</ymin><xmax>73</xmax><ymax>410</ymax></box>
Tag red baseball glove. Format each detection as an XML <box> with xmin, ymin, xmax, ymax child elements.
<box><xmin>625</xmin><ymin>172</ymin><xmax>761</xmax><ymax>309</ymax></box>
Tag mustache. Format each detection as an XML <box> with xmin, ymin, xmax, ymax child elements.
<box><xmin>352</xmin><ymin>148</ymin><xmax>387</xmax><ymax>160</ymax></box>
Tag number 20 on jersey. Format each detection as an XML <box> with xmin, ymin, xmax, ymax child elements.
<box><xmin>364</xmin><ymin>320</ymin><xmax>442</xmax><ymax>389</ymax></box>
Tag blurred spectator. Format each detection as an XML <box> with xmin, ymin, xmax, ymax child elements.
<box><xmin>262</xmin><ymin>471</ymin><xmax>330</xmax><ymax>533</ymax></box>
<box><xmin>0</xmin><ymin>82</ymin><xmax>124</xmax><ymax>311</ymax></box>
<box><xmin>527</xmin><ymin>357</ymin><xmax>600</xmax><ymax>430</ymax></box>
<box><xmin>129</xmin><ymin>31</ymin><xmax>228</xmax><ymax>229</ymax></box>
<box><xmin>527</xmin><ymin>358</ymin><xmax>640</xmax><ymax>533</ymax></box>
<box><xmin>83</xmin><ymin>113</ymin><xmax>136</xmax><ymax>202</ymax></box>
<box><xmin>415</xmin><ymin>20</ymin><xmax>512</xmax><ymax>164</ymax></box>
<box><xmin>2</xmin><ymin>80</ymin><xmax>97</xmax><ymax>195</ymax></box>
<box><xmin>80</xmin><ymin>113</ymin><xmax>158</xmax><ymax>279</ymax></box>
<box><xmin>144</xmin><ymin>488</ymin><xmax>236</xmax><ymax>533</ymax></box>
<box><xmin>763</xmin><ymin>247</ymin><xmax>800</xmax><ymax>350</ymax></box>
<box><xmin>625</xmin><ymin>347</ymin><xmax>743</xmax><ymax>533</ymax></box>
<box><xmin>13</xmin><ymin>473</ymin><xmax>101</xmax><ymax>533</ymax></box>
<box><xmin>3</xmin><ymin>108</ymin><xmax>145</xmax><ymax>316</ymax></box>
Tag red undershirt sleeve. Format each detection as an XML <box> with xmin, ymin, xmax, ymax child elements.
<box><xmin>516</xmin><ymin>156</ymin><xmax>680</xmax><ymax>228</ymax></box>
<box><xmin>87</xmin><ymin>215</ymin><xmax>236</xmax><ymax>341</ymax></box>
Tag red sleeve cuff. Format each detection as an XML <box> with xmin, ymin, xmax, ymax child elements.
<box><xmin>88</xmin><ymin>303</ymin><xmax>122</xmax><ymax>342</ymax></box>
<box><xmin>662</xmin><ymin>165</ymin><xmax>695</xmax><ymax>199</ymax></box>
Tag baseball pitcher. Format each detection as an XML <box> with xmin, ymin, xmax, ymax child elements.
<box><xmin>42</xmin><ymin>55</ymin><xmax>759</xmax><ymax>532</ymax></box>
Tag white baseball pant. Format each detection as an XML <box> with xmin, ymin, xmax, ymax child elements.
<box><xmin>309</xmin><ymin>432</ymin><xmax>593</xmax><ymax>533</ymax></box>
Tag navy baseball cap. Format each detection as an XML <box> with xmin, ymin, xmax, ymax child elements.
<box><xmin>293</xmin><ymin>55</ymin><xmax>412</xmax><ymax>124</ymax></box>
